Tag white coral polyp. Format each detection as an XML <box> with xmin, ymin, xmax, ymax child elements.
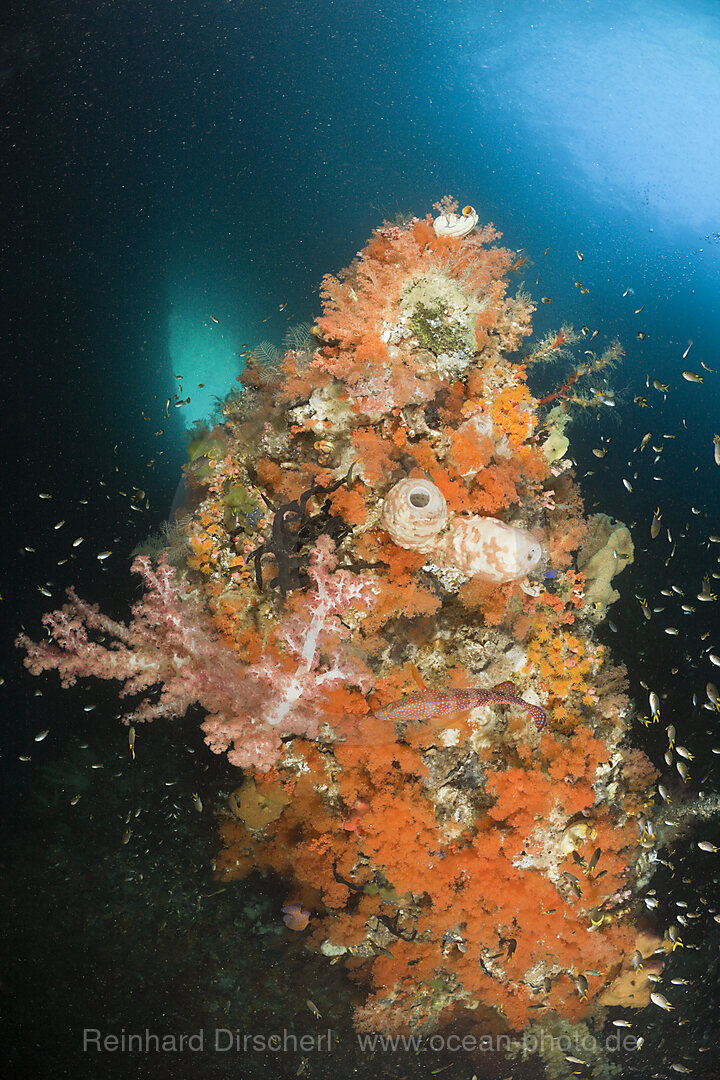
<box><xmin>437</xmin><ymin>516</ymin><xmax>542</xmax><ymax>583</ymax></box>
<box><xmin>380</xmin><ymin>478</ymin><xmax>448</xmax><ymax>552</ymax></box>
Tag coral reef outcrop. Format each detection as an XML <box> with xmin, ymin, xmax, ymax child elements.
<box><xmin>19</xmin><ymin>198</ymin><xmax>659</xmax><ymax>1052</ymax></box>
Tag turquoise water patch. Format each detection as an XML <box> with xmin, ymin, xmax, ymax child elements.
<box><xmin>168</xmin><ymin>296</ymin><xmax>242</xmax><ymax>428</ymax></box>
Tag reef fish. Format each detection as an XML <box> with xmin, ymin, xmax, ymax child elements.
<box><xmin>375</xmin><ymin>680</ymin><xmax>547</xmax><ymax>731</ymax></box>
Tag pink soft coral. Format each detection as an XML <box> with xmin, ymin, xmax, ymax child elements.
<box><xmin>18</xmin><ymin>555</ymin><xmax>282</xmax><ymax>765</ymax></box>
<box><xmin>17</xmin><ymin>540</ymin><xmax>377</xmax><ymax>771</ymax></box>
<box><xmin>18</xmin><ymin>555</ymin><xmax>232</xmax><ymax>710</ymax></box>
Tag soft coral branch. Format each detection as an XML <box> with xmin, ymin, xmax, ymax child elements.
<box><xmin>17</xmin><ymin>543</ymin><xmax>377</xmax><ymax>770</ymax></box>
<box><xmin>256</xmin><ymin>535</ymin><xmax>377</xmax><ymax>729</ymax></box>
<box><xmin>17</xmin><ymin>557</ymin><xmax>268</xmax><ymax>745</ymax></box>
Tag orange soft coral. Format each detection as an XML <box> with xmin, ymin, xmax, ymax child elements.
<box><xmin>468</xmin><ymin>459</ymin><xmax>521</xmax><ymax>513</ymax></box>
<box><xmin>489</xmin><ymin>382</ymin><xmax>535</xmax><ymax>450</ymax></box>
<box><xmin>328</xmin><ymin>483</ymin><xmax>369</xmax><ymax>526</ymax></box>
<box><xmin>351</xmin><ymin>427</ymin><xmax>399</xmax><ymax>485</ymax></box>
<box><xmin>545</xmin><ymin>512</ymin><xmax>589</xmax><ymax>568</ymax></box>
<box><xmin>355</xmin><ymin>534</ymin><xmax>442</xmax><ymax>630</ymax></box>
<box><xmin>448</xmin><ymin>425</ymin><xmax>495</xmax><ymax>476</ymax></box>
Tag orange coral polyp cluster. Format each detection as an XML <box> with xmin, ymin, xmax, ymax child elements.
<box><xmin>489</xmin><ymin>380</ymin><xmax>535</xmax><ymax>450</ymax></box>
<box><xmin>523</xmin><ymin>627</ymin><xmax>604</xmax><ymax>728</ymax></box>
<box><xmin>153</xmin><ymin>206</ymin><xmax>653</xmax><ymax>1037</ymax></box>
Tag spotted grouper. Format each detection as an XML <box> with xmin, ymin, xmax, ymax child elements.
<box><xmin>374</xmin><ymin>680</ymin><xmax>547</xmax><ymax>732</ymax></box>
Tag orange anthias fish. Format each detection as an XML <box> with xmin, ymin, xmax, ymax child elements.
<box><xmin>375</xmin><ymin>681</ymin><xmax>547</xmax><ymax>732</ymax></box>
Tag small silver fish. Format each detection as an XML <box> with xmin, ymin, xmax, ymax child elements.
<box><xmin>668</xmin><ymin>925</ymin><xmax>683</xmax><ymax>947</ymax></box>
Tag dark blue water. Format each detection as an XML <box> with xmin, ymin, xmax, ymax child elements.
<box><xmin>2</xmin><ymin>1</ymin><xmax>720</xmax><ymax>1076</ymax></box>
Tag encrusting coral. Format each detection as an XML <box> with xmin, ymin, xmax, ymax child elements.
<box><xmin>577</xmin><ymin>513</ymin><xmax>634</xmax><ymax>622</ymax></box>
<box><xmin>18</xmin><ymin>197</ymin><xmax>662</xmax><ymax>1046</ymax></box>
